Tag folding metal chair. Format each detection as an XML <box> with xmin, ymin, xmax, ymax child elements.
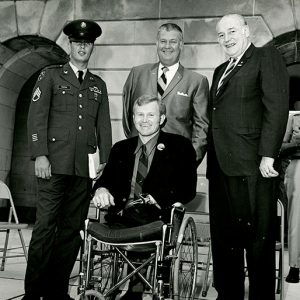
<box><xmin>0</xmin><ymin>180</ymin><xmax>28</xmax><ymax>271</ymax></box>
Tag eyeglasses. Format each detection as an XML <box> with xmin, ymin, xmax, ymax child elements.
<box><xmin>71</xmin><ymin>41</ymin><xmax>93</xmax><ymax>47</ymax></box>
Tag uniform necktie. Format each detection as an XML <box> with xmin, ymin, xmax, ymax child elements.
<box><xmin>216</xmin><ymin>58</ymin><xmax>237</xmax><ymax>94</ymax></box>
<box><xmin>134</xmin><ymin>145</ymin><xmax>148</xmax><ymax>199</ymax></box>
<box><xmin>157</xmin><ymin>66</ymin><xmax>169</xmax><ymax>98</ymax></box>
<box><xmin>78</xmin><ymin>70</ymin><xmax>84</xmax><ymax>84</ymax></box>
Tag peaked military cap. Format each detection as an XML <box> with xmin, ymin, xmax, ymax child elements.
<box><xmin>63</xmin><ymin>19</ymin><xmax>102</xmax><ymax>43</ymax></box>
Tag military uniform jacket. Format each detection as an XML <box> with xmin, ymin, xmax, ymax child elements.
<box><xmin>27</xmin><ymin>63</ymin><xmax>112</xmax><ymax>178</ymax></box>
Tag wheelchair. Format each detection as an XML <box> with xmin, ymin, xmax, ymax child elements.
<box><xmin>77</xmin><ymin>202</ymin><xmax>198</xmax><ymax>300</ymax></box>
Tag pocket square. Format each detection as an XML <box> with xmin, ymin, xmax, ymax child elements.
<box><xmin>177</xmin><ymin>91</ymin><xmax>189</xmax><ymax>97</ymax></box>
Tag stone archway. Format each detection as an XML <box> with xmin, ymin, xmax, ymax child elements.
<box><xmin>268</xmin><ymin>30</ymin><xmax>300</xmax><ymax>109</ymax></box>
<box><xmin>0</xmin><ymin>36</ymin><xmax>68</xmax><ymax>221</ymax></box>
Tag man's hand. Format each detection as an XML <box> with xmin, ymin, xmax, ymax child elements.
<box><xmin>259</xmin><ymin>156</ymin><xmax>278</xmax><ymax>178</ymax></box>
<box><xmin>93</xmin><ymin>187</ymin><xmax>115</xmax><ymax>209</ymax></box>
<box><xmin>35</xmin><ymin>156</ymin><xmax>51</xmax><ymax>179</ymax></box>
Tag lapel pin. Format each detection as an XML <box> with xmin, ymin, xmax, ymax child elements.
<box><xmin>157</xmin><ymin>143</ymin><xmax>165</xmax><ymax>151</ymax></box>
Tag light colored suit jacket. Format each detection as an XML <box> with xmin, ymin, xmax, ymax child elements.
<box><xmin>122</xmin><ymin>62</ymin><xmax>209</xmax><ymax>163</ymax></box>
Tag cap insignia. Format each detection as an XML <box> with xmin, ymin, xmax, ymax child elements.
<box><xmin>81</xmin><ymin>22</ymin><xmax>87</xmax><ymax>28</ymax></box>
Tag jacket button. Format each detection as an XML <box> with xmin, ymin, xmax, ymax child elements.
<box><xmin>79</xmin><ymin>94</ymin><xmax>83</xmax><ymax>98</ymax></box>
<box><xmin>213</xmin><ymin>107</ymin><xmax>216</xmax><ymax>110</ymax></box>
<box><xmin>79</xmin><ymin>104</ymin><xmax>83</xmax><ymax>108</ymax></box>
<box><xmin>52</xmin><ymin>138</ymin><xmax>56</xmax><ymax>142</ymax></box>
<box><xmin>78</xmin><ymin>126</ymin><xmax>82</xmax><ymax>130</ymax></box>
<box><xmin>62</xmin><ymin>91</ymin><xmax>66</xmax><ymax>94</ymax></box>
<box><xmin>79</xmin><ymin>115</ymin><xmax>82</xmax><ymax>119</ymax></box>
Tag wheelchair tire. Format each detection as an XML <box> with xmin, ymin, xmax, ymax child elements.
<box><xmin>77</xmin><ymin>290</ymin><xmax>104</xmax><ymax>300</ymax></box>
<box><xmin>172</xmin><ymin>217</ymin><xmax>198</xmax><ymax>300</ymax></box>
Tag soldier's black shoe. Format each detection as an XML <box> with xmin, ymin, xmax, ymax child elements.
<box><xmin>121</xmin><ymin>291</ymin><xmax>143</xmax><ymax>300</ymax></box>
<box><xmin>286</xmin><ymin>267</ymin><xmax>300</xmax><ymax>283</ymax></box>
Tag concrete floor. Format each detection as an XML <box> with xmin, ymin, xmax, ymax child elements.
<box><xmin>1</xmin><ymin>228</ymin><xmax>300</xmax><ymax>300</ymax></box>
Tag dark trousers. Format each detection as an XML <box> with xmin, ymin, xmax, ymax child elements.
<box><xmin>208</xmin><ymin>160</ymin><xmax>277</xmax><ymax>300</ymax></box>
<box><xmin>24</xmin><ymin>174</ymin><xmax>92</xmax><ymax>298</ymax></box>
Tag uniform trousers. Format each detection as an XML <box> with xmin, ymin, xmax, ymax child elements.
<box><xmin>24</xmin><ymin>174</ymin><xmax>92</xmax><ymax>299</ymax></box>
<box><xmin>208</xmin><ymin>158</ymin><xmax>277</xmax><ymax>300</ymax></box>
<box><xmin>285</xmin><ymin>159</ymin><xmax>300</xmax><ymax>268</ymax></box>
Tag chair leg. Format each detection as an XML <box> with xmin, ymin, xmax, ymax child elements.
<box><xmin>17</xmin><ymin>229</ymin><xmax>28</xmax><ymax>261</ymax></box>
<box><xmin>1</xmin><ymin>229</ymin><xmax>11</xmax><ymax>271</ymax></box>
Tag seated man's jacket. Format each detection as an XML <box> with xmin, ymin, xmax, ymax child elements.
<box><xmin>92</xmin><ymin>131</ymin><xmax>197</xmax><ymax>222</ymax></box>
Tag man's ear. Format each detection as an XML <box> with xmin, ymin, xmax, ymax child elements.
<box><xmin>160</xmin><ymin>114</ymin><xmax>166</xmax><ymax>126</ymax></box>
<box><xmin>243</xmin><ymin>25</ymin><xmax>250</xmax><ymax>37</ymax></box>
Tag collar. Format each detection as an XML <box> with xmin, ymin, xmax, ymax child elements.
<box><xmin>229</xmin><ymin>42</ymin><xmax>251</xmax><ymax>64</ymax></box>
<box><xmin>158</xmin><ymin>62</ymin><xmax>179</xmax><ymax>78</ymax></box>
<box><xmin>134</xmin><ymin>131</ymin><xmax>160</xmax><ymax>155</ymax></box>
<box><xmin>69</xmin><ymin>62</ymin><xmax>88</xmax><ymax>78</ymax></box>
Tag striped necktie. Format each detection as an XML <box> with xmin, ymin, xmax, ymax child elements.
<box><xmin>157</xmin><ymin>66</ymin><xmax>169</xmax><ymax>98</ymax></box>
<box><xmin>216</xmin><ymin>58</ymin><xmax>237</xmax><ymax>94</ymax></box>
<box><xmin>134</xmin><ymin>145</ymin><xmax>148</xmax><ymax>199</ymax></box>
<box><xmin>78</xmin><ymin>70</ymin><xmax>84</xmax><ymax>84</ymax></box>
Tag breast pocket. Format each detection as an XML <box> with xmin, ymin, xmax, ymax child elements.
<box><xmin>88</xmin><ymin>90</ymin><xmax>101</xmax><ymax>118</ymax></box>
<box><xmin>52</xmin><ymin>87</ymin><xmax>74</xmax><ymax>111</ymax></box>
<box><xmin>171</xmin><ymin>94</ymin><xmax>191</xmax><ymax>121</ymax></box>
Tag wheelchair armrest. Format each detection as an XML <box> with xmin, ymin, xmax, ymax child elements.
<box><xmin>168</xmin><ymin>202</ymin><xmax>186</xmax><ymax>245</ymax></box>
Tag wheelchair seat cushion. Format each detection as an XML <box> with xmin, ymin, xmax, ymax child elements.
<box><xmin>87</xmin><ymin>220</ymin><xmax>164</xmax><ymax>243</ymax></box>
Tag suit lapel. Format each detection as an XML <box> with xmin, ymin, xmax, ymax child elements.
<box><xmin>162</xmin><ymin>63</ymin><xmax>184</xmax><ymax>99</ymax></box>
<box><xmin>146</xmin><ymin>132</ymin><xmax>168</xmax><ymax>179</ymax></box>
<box><xmin>60</xmin><ymin>63</ymin><xmax>80</xmax><ymax>88</ymax></box>
<box><xmin>215</xmin><ymin>44</ymin><xmax>255</xmax><ymax>99</ymax></box>
<box><xmin>150</xmin><ymin>63</ymin><xmax>159</xmax><ymax>95</ymax></box>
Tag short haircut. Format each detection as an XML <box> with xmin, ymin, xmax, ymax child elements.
<box><xmin>133</xmin><ymin>95</ymin><xmax>166</xmax><ymax>116</ymax></box>
<box><xmin>157</xmin><ymin>23</ymin><xmax>183</xmax><ymax>41</ymax></box>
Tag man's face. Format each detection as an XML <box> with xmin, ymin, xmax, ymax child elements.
<box><xmin>69</xmin><ymin>41</ymin><xmax>94</xmax><ymax>65</ymax></box>
<box><xmin>156</xmin><ymin>29</ymin><xmax>183</xmax><ymax>66</ymax></box>
<box><xmin>133</xmin><ymin>102</ymin><xmax>165</xmax><ymax>139</ymax></box>
<box><xmin>216</xmin><ymin>16</ymin><xmax>249</xmax><ymax>58</ymax></box>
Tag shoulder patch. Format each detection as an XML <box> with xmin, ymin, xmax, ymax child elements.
<box><xmin>32</xmin><ymin>87</ymin><xmax>42</xmax><ymax>102</ymax></box>
<box><xmin>38</xmin><ymin>70</ymin><xmax>46</xmax><ymax>81</ymax></box>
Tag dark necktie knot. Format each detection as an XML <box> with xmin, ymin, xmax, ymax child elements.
<box><xmin>78</xmin><ymin>70</ymin><xmax>84</xmax><ymax>84</ymax></box>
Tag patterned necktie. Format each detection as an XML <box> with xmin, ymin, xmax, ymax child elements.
<box><xmin>157</xmin><ymin>66</ymin><xmax>169</xmax><ymax>98</ymax></box>
<box><xmin>216</xmin><ymin>58</ymin><xmax>237</xmax><ymax>95</ymax></box>
<box><xmin>78</xmin><ymin>70</ymin><xmax>84</xmax><ymax>84</ymax></box>
<box><xmin>134</xmin><ymin>145</ymin><xmax>148</xmax><ymax>199</ymax></box>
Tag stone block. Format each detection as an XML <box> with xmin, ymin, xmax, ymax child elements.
<box><xmin>40</xmin><ymin>0</ymin><xmax>73</xmax><ymax>40</ymax></box>
<box><xmin>92</xmin><ymin>70</ymin><xmax>129</xmax><ymax>94</ymax></box>
<box><xmin>255</xmin><ymin>0</ymin><xmax>295</xmax><ymax>36</ymax></box>
<box><xmin>111</xmin><ymin>120</ymin><xmax>125</xmax><ymax>144</ymax></box>
<box><xmin>0</xmin><ymin>149</ymin><xmax>12</xmax><ymax>171</ymax></box>
<box><xmin>90</xmin><ymin>45</ymin><xmax>157</xmax><ymax>69</ymax></box>
<box><xmin>0</xmin><ymin>105</ymin><xmax>15</xmax><ymax>130</ymax></box>
<box><xmin>295</xmin><ymin>0</ymin><xmax>300</xmax><ymax>30</ymax></box>
<box><xmin>0</xmin><ymin>1</ymin><xmax>17</xmax><ymax>42</ymax></box>
<box><xmin>181</xmin><ymin>44</ymin><xmax>225</xmax><ymax>68</ymax></box>
<box><xmin>0</xmin><ymin>44</ymin><xmax>16</xmax><ymax>65</ymax></box>
<box><xmin>161</xmin><ymin>0</ymin><xmax>254</xmax><ymax>18</ymax></box>
<box><xmin>0</xmin><ymin>87</ymin><xmax>19</xmax><ymax>108</ymax></box>
<box><xmin>108</xmin><ymin>95</ymin><xmax>122</xmax><ymax>120</ymax></box>
<box><xmin>0</xmin><ymin>68</ymin><xmax>26</xmax><ymax>94</ymax></box>
<box><xmin>76</xmin><ymin>0</ymin><xmax>160</xmax><ymax>20</ymax></box>
<box><xmin>246</xmin><ymin>16</ymin><xmax>273</xmax><ymax>46</ymax></box>
<box><xmin>16</xmin><ymin>0</ymin><xmax>45</xmax><ymax>35</ymax></box>
<box><xmin>0</xmin><ymin>128</ymin><xmax>13</xmax><ymax>150</ymax></box>
<box><xmin>194</xmin><ymin>69</ymin><xmax>214</xmax><ymax>87</ymax></box>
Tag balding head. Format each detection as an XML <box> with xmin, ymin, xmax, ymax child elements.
<box><xmin>216</xmin><ymin>14</ymin><xmax>250</xmax><ymax>58</ymax></box>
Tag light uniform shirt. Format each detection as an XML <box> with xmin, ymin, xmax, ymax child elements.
<box><xmin>158</xmin><ymin>62</ymin><xmax>179</xmax><ymax>88</ymax></box>
<box><xmin>69</xmin><ymin>61</ymin><xmax>87</xmax><ymax>80</ymax></box>
<box><xmin>129</xmin><ymin>132</ymin><xmax>160</xmax><ymax>200</ymax></box>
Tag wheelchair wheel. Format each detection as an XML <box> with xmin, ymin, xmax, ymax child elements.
<box><xmin>172</xmin><ymin>217</ymin><xmax>198</xmax><ymax>300</ymax></box>
<box><xmin>78</xmin><ymin>290</ymin><xmax>104</xmax><ymax>300</ymax></box>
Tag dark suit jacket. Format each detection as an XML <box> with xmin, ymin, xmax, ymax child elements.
<box><xmin>93</xmin><ymin>131</ymin><xmax>197</xmax><ymax>219</ymax></box>
<box><xmin>207</xmin><ymin>44</ymin><xmax>289</xmax><ymax>177</ymax></box>
<box><xmin>122</xmin><ymin>62</ymin><xmax>209</xmax><ymax>162</ymax></box>
<box><xmin>27</xmin><ymin>63</ymin><xmax>112</xmax><ymax>177</ymax></box>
